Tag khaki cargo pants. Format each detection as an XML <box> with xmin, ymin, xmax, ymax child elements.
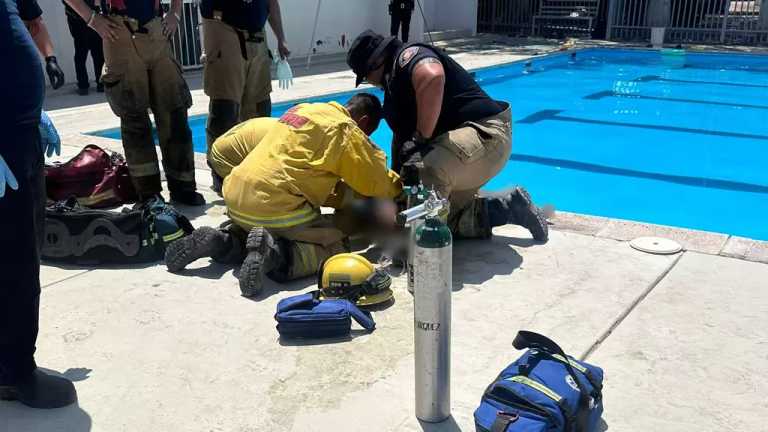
<box><xmin>202</xmin><ymin>19</ymin><xmax>272</xmax><ymax>120</ymax></box>
<box><xmin>101</xmin><ymin>17</ymin><xmax>195</xmax><ymax>196</ymax></box>
<box><xmin>419</xmin><ymin>105</ymin><xmax>512</xmax><ymax>238</ymax></box>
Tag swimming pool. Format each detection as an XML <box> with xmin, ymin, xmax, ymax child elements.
<box><xmin>90</xmin><ymin>48</ymin><xmax>768</xmax><ymax>240</ymax></box>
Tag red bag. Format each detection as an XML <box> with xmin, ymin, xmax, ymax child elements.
<box><xmin>45</xmin><ymin>145</ymin><xmax>138</xmax><ymax>208</ymax></box>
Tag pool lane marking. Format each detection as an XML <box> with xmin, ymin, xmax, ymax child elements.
<box><xmin>584</xmin><ymin>90</ymin><xmax>768</xmax><ymax>110</ymax></box>
<box><xmin>510</xmin><ymin>154</ymin><xmax>768</xmax><ymax>194</ymax></box>
<box><xmin>634</xmin><ymin>74</ymin><xmax>768</xmax><ymax>89</ymax></box>
<box><xmin>517</xmin><ymin>109</ymin><xmax>768</xmax><ymax>141</ymax></box>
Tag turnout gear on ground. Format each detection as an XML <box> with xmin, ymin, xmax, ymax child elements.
<box><xmin>223</xmin><ymin>101</ymin><xmax>401</xmax><ymax>231</ymax></box>
<box><xmin>101</xmin><ymin>15</ymin><xmax>198</xmax><ymax>200</ymax></box>
<box><xmin>318</xmin><ymin>253</ymin><xmax>393</xmax><ymax>307</ymax></box>
<box><xmin>209</xmin><ymin>117</ymin><xmax>278</xmax><ymax>179</ymax></box>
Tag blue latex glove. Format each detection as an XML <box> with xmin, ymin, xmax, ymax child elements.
<box><xmin>276</xmin><ymin>59</ymin><xmax>293</xmax><ymax>90</ymax></box>
<box><xmin>0</xmin><ymin>154</ymin><xmax>19</xmax><ymax>199</ymax></box>
<box><xmin>39</xmin><ymin>111</ymin><xmax>61</xmax><ymax>158</ymax></box>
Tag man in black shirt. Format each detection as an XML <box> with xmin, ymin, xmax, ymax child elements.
<box><xmin>389</xmin><ymin>0</ymin><xmax>414</xmax><ymax>43</ymax></box>
<box><xmin>347</xmin><ymin>30</ymin><xmax>548</xmax><ymax>242</ymax></box>
<box><xmin>63</xmin><ymin>0</ymin><xmax>104</xmax><ymax>95</ymax></box>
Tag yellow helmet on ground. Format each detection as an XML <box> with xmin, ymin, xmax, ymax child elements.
<box><xmin>318</xmin><ymin>253</ymin><xmax>393</xmax><ymax>307</ymax></box>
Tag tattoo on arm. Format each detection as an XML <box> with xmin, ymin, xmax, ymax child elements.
<box><xmin>414</xmin><ymin>57</ymin><xmax>442</xmax><ymax>67</ymax></box>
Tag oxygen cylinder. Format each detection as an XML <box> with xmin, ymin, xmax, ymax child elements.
<box><xmin>406</xmin><ymin>184</ymin><xmax>427</xmax><ymax>294</ymax></box>
<box><xmin>413</xmin><ymin>214</ymin><xmax>452</xmax><ymax>422</ymax></box>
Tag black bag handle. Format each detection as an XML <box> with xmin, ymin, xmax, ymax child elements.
<box><xmin>513</xmin><ymin>331</ymin><xmax>591</xmax><ymax>432</ymax></box>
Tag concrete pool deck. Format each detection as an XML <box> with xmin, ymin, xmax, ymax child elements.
<box><xmin>3</xmin><ymin>36</ymin><xmax>767</xmax><ymax>431</ymax></box>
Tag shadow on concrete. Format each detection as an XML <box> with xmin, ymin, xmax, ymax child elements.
<box><xmin>242</xmin><ymin>274</ymin><xmax>314</xmax><ymax>302</ymax></box>
<box><xmin>176</xmin><ymin>261</ymin><xmax>232</xmax><ymax>280</ymax></box>
<box><xmin>0</xmin><ymin>368</ymin><xmax>93</xmax><ymax>432</ymax></box>
<box><xmin>597</xmin><ymin>418</ymin><xmax>609</xmax><ymax>431</ymax></box>
<box><xmin>418</xmin><ymin>415</ymin><xmax>463</xmax><ymax>431</ymax></box>
<box><xmin>173</xmin><ymin>201</ymin><xmax>220</xmax><ymax>221</ymax></box>
<box><xmin>60</xmin><ymin>368</ymin><xmax>93</xmax><ymax>383</ymax></box>
<box><xmin>452</xmin><ymin>235</ymin><xmax>525</xmax><ymax>290</ymax></box>
<box><xmin>277</xmin><ymin>328</ymin><xmax>372</xmax><ymax>347</ymax></box>
<box><xmin>41</xmin><ymin>260</ymin><xmax>158</xmax><ymax>271</ymax></box>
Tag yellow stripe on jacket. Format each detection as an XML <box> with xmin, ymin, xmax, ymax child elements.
<box><xmin>223</xmin><ymin>101</ymin><xmax>402</xmax><ymax>231</ymax></box>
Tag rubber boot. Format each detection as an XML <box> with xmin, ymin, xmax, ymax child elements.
<box><xmin>239</xmin><ymin>227</ymin><xmax>284</xmax><ymax>298</ymax></box>
<box><xmin>165</xmin><ymin>226</ymin><xmax>231</xmax><ymax>272</ymax></box>
<box><xmin>206</xmin><ymin>99</ymin><xmax>240</xmax><ymax>195</ymax></box>
<box><xmin>0</xmin><ymin>369</ymin><xmax>76</xmax><ymax>409</ymax></box>
<box><xmin>486</xmin><ymin>186</ymin><xmax>549</xmax><ymax>242</ymax></box>
<box><xmin>169</xmin><ymin>190</ymin><xmax>206</xmax><ymax>206</ymax></box>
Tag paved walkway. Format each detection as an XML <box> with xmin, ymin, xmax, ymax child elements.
<box><xmin>3</xmin><ymin>36</ymin><xmax>767</xmax><ymax>432</ymax></box>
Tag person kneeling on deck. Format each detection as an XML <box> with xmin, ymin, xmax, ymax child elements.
<box><xmin>165</xmin><ymin>94</ymin><xmax>402</xmax><ymax>297</ymax></box>
<box><xmin>347</xmin><ymin>30</ymin><xmax>549</xmax><ymax>241</ymax></box>
<box><xmin>208</xmin><ymin>116</ymin><xmax>277</xmax><ymax>180</ymax></box>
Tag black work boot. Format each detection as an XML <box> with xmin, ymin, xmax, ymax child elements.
<box><xmin>487</xmin><ymin>186</ymin><xmax>549</xmax><ymax>242</ymax></box>
<box><xmin>0</xmin><ymin>369</ymin><xmax>76</xmax><ymax>409</ymax></box>
<box><xmin>165</xmin><ymin>226</ymin><xmax>231</xmax><ymax>272</ymax></box>
<box><xmin>170</xmin><ymin>190</ymin><xmax>206</xmax><ymax>206</ymax></box>
<box><xmin>210</xmin><ymin>172</ymin><xmax>224</xmax><ymax>197</ymax></box>
<box><xmin>239</xmin><ymin>227</ymin><xmax>283</xmax><ymax>298</ymax></box>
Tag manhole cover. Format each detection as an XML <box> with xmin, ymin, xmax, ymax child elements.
<box><xmin>629</xmin><ymin>237</ymin><xmax>682</xmax><ymax>255</ymax></box>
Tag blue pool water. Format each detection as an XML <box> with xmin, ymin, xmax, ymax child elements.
<box><xmin>90</xmin><ymin>48</ymin><xmax>768</xmax><ymax>240</ymax></box>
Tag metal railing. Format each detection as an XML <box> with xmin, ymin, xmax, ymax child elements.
<box><xmin>607</xmin><ymin>0</ymin><xmax>768</xmax><ymax>44</ymax></box>
<box><xmin>161</xmin><ymin>0</ymin><xmax>204</xmax><ymax>70</ymax></box>
<box><xmin>479</xmin><ymin>0</ymin><xmax>768</xmax><ymax>45</ymax></box>
<box><xmin>478</xmin><ymin>0</ymin><xmax>539</xmax><ymax>36</ymax></box>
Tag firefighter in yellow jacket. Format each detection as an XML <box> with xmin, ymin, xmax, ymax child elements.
<box><xmin>208</xmin><ymin>116</ymin><xmax>278</xmax><ymax>179</ymax></box>
<box><xmin>165</xmin><ymin>94</ymin><xmax>402</xmax><ymax>297</ymax></box>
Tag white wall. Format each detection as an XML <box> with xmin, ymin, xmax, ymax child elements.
<box><xmin>36</xmin><ymin>0</ymin><xmax>477</xmax><ymax>87</ymax></box>
<box><xmin>425</xmin><ymin>0</ymin><xmax>478</xmax><ymax>34</ymax></box>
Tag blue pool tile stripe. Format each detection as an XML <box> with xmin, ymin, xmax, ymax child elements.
<box><xmin>511</xmin><ymin>154</ymin><xmax>768</xmax><ymax>195</ymax></box>
<box><xmin>583</xmin><ymin>90</ymin><xmax>768</xmax><ymax>111</ymax></box>
<box><xmin>517</xmin><ymin>109</ymin><xmax>768</xmax><ymax>141</ymax></box>
<box><xmin>634</xmin><ymin>74</ymin><xmax>768</xmax><ymax>89</ymax></box>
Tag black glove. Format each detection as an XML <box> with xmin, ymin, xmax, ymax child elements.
<box><xmin>45</xmin><ymin>56</ymin><xmax>65</xmax><ymax>90</ymax></box>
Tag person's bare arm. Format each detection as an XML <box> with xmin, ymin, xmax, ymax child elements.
<box><xmin>24</xmin><ymin>17</ymin><xmax>54</xmax><ymax>57</ymax></box>
<box><xmin>411</xmin><ymin>58</ymin><xmax>445</xmax><ymax>139</ymax></box>
<box><xmin>268</xmin><ymin>0</ymin><xmax>290</xmax><ymax>59</ymax></box>
<box><xmin>162</xmin><ymin>0</ymin><xmax>183</xmax><ymax>37</ymax></box>
<box><xmin>63</xmin><ymin>0</ymin><xmax>120</xmax><ymax>41</ymax></box>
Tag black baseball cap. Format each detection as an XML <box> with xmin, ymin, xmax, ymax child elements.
<box><xmin>347</xmin><ymin>30</ymin><xmax>397</xmax><ymax>87</ymax></box>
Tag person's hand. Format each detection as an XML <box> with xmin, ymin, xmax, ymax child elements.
<box><xmin>39</xmin><ymin>111</ymin><xmax>61</xmax><ymax>158</ymax></box>
<box><xmin>277</xmin><ymin>59</ymin><xmax>293</xmax><ymax>90</ymax></box>
<box><xmin>88</xmin><ymin>14</ymin><xmax>120</xmax><ymax>42</ymax></box>
<box><xmin>162</xmin><ymin>12</ymin><xmax>180</xmax><ymax>38</ymax></box>
<box><xmin>45</xmin><ymin>57</ymin><xmax>65</xmax><ymax>89</ymax></box>
<box><xmin>277</xmin><ymin>40</ymin><xmax>291</xmax><ymax>59</ymax></box>
<box><xmin>0</xmin><ymin>154</ymin><xmax>19</xmax><ymax>199</ymax></box>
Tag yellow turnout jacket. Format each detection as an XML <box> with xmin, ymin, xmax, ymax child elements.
<box><xmin>223</xmin><ymin>102</ymin><xmax>402</xmax><ymax>230</ymax></box>
<box><xmin>209</xmin><ymin>117</ymin><xmax>278</xmax><ymax>178</ymax></box>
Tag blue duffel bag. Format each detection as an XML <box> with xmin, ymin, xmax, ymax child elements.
<box><xmin>474</xmin><ymin>331</ymin><xmax>604</xmax><ymax>432</ymax></box>
<box><xmin>275</xmin><ymin>292</ymin><xmax>376</xmax><ymax>339</ymax></box>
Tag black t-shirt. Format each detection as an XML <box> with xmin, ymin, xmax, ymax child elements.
<box><xmin>383</xmin><ymin>42</ymin><xmax>505</xmax><ymax>143</ymax></box>
<box><xmin>63</xmin><ymin>0</ymin><xmax>99</xmax><ymax>21</ymax></box>
<box><xmin>104</xmin><ymin>0</ymin><xmax>159</xmax><ymax>26</ymax></box>
<box><xmin>0</xmin><ymin>0</ymin><xmax>44</xmax><ymax>130</ymax></box>
<box><xmin>200</xmin><ymin>0</ymin><xmax>269</xmax><ymax>33</ymax></box>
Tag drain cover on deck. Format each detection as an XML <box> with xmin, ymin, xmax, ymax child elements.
<box><xmin>629</xmin><ymin>237</ymin><xmax>682</xmax><ymax>255</ymax></box>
